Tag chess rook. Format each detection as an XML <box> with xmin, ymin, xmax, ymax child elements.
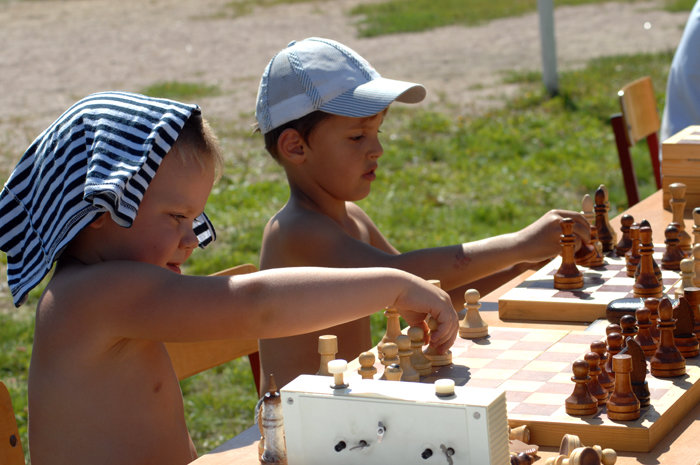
<box><xmin>554</xmin><ymin>218</ymin><xmax>584</xmax><ymax>290</ymax></box>
<box><xmin>607</xmin><ymin>354</ymin><xmax>641</xmax><ymax>421</ymax></box>
<box><xmin>316</xmin><ymin>335</ymin><xmax>338</xmax><ymax>376</ymax></box>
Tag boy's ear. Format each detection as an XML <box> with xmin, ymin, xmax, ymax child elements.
<box><xmin>277</xmin><ymin>128</ymin><xmax>306</xmax><ymax>164</ymax></box>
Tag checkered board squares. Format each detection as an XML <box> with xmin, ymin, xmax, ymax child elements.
<box><xmin>498</xmin><ymin>245</ymin><xmax>682</xmax><ymax>322</ymax></box>
<box><xmin>422</xmin><ymin>327</ymin><xmax>700</xmax><ymax>452</ymax></box>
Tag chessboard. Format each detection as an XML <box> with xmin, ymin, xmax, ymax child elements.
<box><xmin>348</xmin><ymin>325</ymin><xmax>700</xmax><ymax>453</ymax></box>
<box><xmin>498</xmin><ymin>246</ymin><xmax>682</xmax><ymax>323</ymax></box>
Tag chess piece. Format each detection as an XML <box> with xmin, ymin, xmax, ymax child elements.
<box><xmin>694</xmin><ymin>244</ymin><xmax>700</xmax><ymax>287</ymax></box>
<box><xmin>606</xmin><ymin>323</ymin><xmax>622</xmax><ymax>336</ymax></box>
<box><xmin>605</xmin><ymin>332</ymin><xmax>623</xmax><ymax>379</ymax></box>
<box><xmin>693</xmin><ymin>207</ymin><xmax>700</xmax><ymax>246</ymax></box>
<box><xmin>459</xmin><ymin>288</ymin><xmax>489</xmax><ymax>338</ymax></box>
<box><xmin>644</xmin><ymin>297</ymin><xmax>661</xmax><ymax>342</ymax></box>
<box><xmin>633</xmin><ymin>226</ymin><xmax>663</xmax><ymax>298</ymax></box>
<box><xmin>379</xmin><ymin>342</ymin><xmax>400</xmax><ymax>380</ymax></box>
<box><xmin>328</xmin><ymin>359</ymin><xmax>349</xmax><ymax>389</ymax></box>
<box><xmin>595</xmin><ymin>185</ymin><xmax>616</xmax><ymax>253</ymax></box>
<box><xmin>582</xmin><ymin>193</ymin><xmax>605</xmax><ymax>267</ymax></box>
<box><xmin>638</xmin><ymin>219</ymin><xmax>663</xmax><ymax>282</ymax></box>
<box><xmin>357</xmin><ymin>351</ymin><xmax>377</xmax><ymax>380</ymax></box>
<box><xmin>384</xmin><ymin>363</ymin><xmax>402</xmax><ymax>381</ymax></box>
<box><xmin>650</xmin><ymin>297</ymin><xmax>686</xmax><ymax>377</ymax></box>
<box><xmin>661</xmin><ymin>223</ymin><xmax>685</xmax><ymax>270</ymax></box>
<box><xmin>684</xmin><ymin>287</ymin><xmax>700</xmax><ymax>335</ymax></box>
<box><xmin>673</xmin><ymin>297</ymin><xmax>699</xmax><ymax>358</ymax></box>
<box><xmin>396</xmin><ymin>334</ymin><xmax>420</xmax><ymax>381</ymax></box>
<box><xmin>423</xmin><ymin>316</ymin><xmax>452</xmax><ymax>366</ymax></box>
<box><xmin>258</xmin><ymin>374</ymin><xmax>287</xmax><ymax>465</ymax></box>
<box><xmin>568</xmin><ymin>446</ymin><xmax>603</xmax><ymax>465</ymax></box>
<box><xmin>510</xmin><ymin>452</ymin><xmax>534</xmax><ymax>465</ymax></box>
<box><xmin>619</xmin><ymin>314</ymin><xmax>637</xmax><ymax>341</ymax></box>
<box><xmin>621</xmin><ymin>338</ymin><xmax>650</xmax><ymax>408</ymax></box>
<box><xmin>674</xmin><ymin>257</ymin><xmax>695</xmax><ymax>298</ymax></box>
<box><xmin>407</xmin><ymin>326</ymin><xmax>433</xmax><ymax>376</ymax></box>
<box><xmin>585</xmin><ymin>352</ymin><xmax>608</xmax><ymax>406</ymax></box>
<box><xmin>600</xmin><ymin>448</ymin><xmax>618</xmax><ymax>465</ymax></box>
<box><xmin>634</xmin><ymin>306</ymin><xmax>657</xmax><ymax>356</ymax></box>
<box><xmin>590</xmin><ymin>341</ymin><xmax>614</xmax><ymax>391</ymax></box>
<box><xmin>625</xmin><ymin>223</ymin><xmax>641</xmax><ymax>277</ymax></box>
<box><xmin>509</xmin><ymin>425</ymin><xmax>531</xmax><ymax>443</ymax></box>
<box><xmin>606</xmin><ymin>354</ymin><xmax>641</xmax><ymax>421</ymax></box>
<box><xmin>669</xmin><ymin>182</ymin><xmax>692</xmax><ymax>254</ymax></box>
<box><xmin>316</xmin><ymin>335</ymin><xmax>337</xmax><ymax>376</ymax></box>
<box><xmin>565</xmin><ymin>359</ymin><xmax>598</xmax><ymax>416</ymax></box>
<box><xmin>615</xmin><ymin>214</ymin><xmax>634</xmax><ymax>256</ymax></box>
<box><xmin>377</xmin><ymin>306</ymin><xmax>401</xmax><ymax>360</ymax></box>
<box><xmin>559</xmin><ymin>434</ymin><xmax>582</xmax><ymax>457</ymax></box>
<box><xmin>554</xmin><ymin>218</ymin><xmax>584</xmax><ymax>290</ymax></box>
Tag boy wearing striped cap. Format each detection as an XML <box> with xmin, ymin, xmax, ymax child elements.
<box><xmin>0</xmin><ymin>92</ymin><xmax>458</xmax><ymax>465</ymax></box>
<box><xmin>255</xmin><ymin>37</ymin><xmax>591</xmax><ymax>393</ymax></box>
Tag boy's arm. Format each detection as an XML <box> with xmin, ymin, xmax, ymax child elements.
<box><xmin>45</xmin><ymin>263</ymin><xmax>458</xmax><ymax>353</ymax></box>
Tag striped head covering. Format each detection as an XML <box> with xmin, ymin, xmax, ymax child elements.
<box><xmin>0</xmin><ymin>91</ymin><xmax>216</xmax><ymax>307</ymax></box>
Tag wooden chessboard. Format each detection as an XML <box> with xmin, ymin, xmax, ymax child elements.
<box><xmin>498</xmin><ymin>246</ymin><xmax>682</xmax><ymax>323</ymax></box>
<box><xmin>348</xmin><ymin>325</ymin><xmax>700</xmax><ymax>453</ymax></box>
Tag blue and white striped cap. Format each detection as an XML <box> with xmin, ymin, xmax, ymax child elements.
<box><xmin>0</xmin><ymin>91</ymin><xmax>216</xmax><ymax>307</ymax></box>
<box><xmin>255</xmin><ymin>37</ymin><xmax>426</xmax><ymax>134</ymax></box>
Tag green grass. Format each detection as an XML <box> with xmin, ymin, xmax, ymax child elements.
<box><xmin>140</xmin><ymin>81</ymin><xmax>222</xmax><ymax>101</ymax></box>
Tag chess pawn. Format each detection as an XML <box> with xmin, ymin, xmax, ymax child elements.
<box><xmin>459</xmin><ymin>288</ymin><xmax>489</xmax><ymax>339</ymax></box>
<box><xmin>625</xmin><ymin>223</ymin><xmax>641</xmax><ymax>277</ymax></box>
<box><xmin>619</xmin><ymin>314</ymin><xmax>637</xmax><ymax>341</ymax></box>
<box><xmin>605</xmin><ymin>332</ymin><xmax>623</xmax><ymax>379</ymax></box>
<box><xmin>644</xmin><ymin>297</ymin><xmax>661</xmax><ymax>342</ymax></box>
<box><xmin>377</xmin><ymin>306</ymin><xmax>401</xmax><ymax>360</ymax></box>
<box><xmin>590</xmin><ymin>340</ymin><xmax>614</xmax><ymax>391</ymax></box>
<box><xmin>508</xmin><ymin>425</ymin><xmax>531</xmax><ymax>443</ymax></box>
<box><xmin>669</xmin><ymin>182</ymin><xmax>692</xmax><ymax>254</ymax></box>
<box><xmin>606</xmin><ymin>354</ymin><xmax>641</xmax><ymax>421</ymax></box>
<box><xmin>357</xmin><ymin>351</ymin><xmax>377</xmax><ymax>380</ymax></box>
<box><xmin>595</xmin><ymin>185</ymin><xmax>615</xmax><ymax>253</ymax></box>
<box><xmin>384</xmin><ymin>363</ymin><xmax>402</xmax><ymax>381</ymax></box>
<box><xmin>674</xmin><ymin>257</ymin><xmax>695</xmax><ymax>298</ymax></box>
<box><xmin>585</xmin><ymin>352</ymin><xmax>608</xmax><ymax>406</ymax></box>
<box><xmin>554</xmin><ymin>218</ymin><xmax>584</xmax><ymax>290</ymax></box>
<box><xmin>408</xmin><ymin>325</ymin><xmax>433</xmax><ymax>376</ymax></box>
<box><xmin>582</xmin><ymin>193</ymin><xmax>605</xmax><ymax>266</ymax></box>
<box><xmin>684</xmin><ymin>287</ymin><xmax>700</xmax><ymax>335</ymax></box>
<box><xmin>622</xmin><ymin>338</ymin><xmax>651</xmax><ymax>408</ymax></box>
<box><xmin>615</xmin><ymin>214</ymin><xmax>634</xmax><ymax>256</ymax></box>
<box><xmin>316</xmin><ymin>335</ymin><xmax>337</xmax><ymax>376</ymax></box>
<box><xmin>633</xmin><ymin>306</ymin><xmax>657</xmax><ymax>356</ymax></box>
<box><xmin>661</xmin><ymin>223</ymin><xmax>684</xmax><ymax>270</ymax></box>
<box><xmin>633</xmin><ymin>226</ymin><xmax>663</xmax><ymax>298</ymax></box>
<box><xmin>258</xmin><ymin>374</ymin><xmax>287</xmax><ymax>465</ymax></box>
<box><xmin>423</xmin><ymin>316</ymin><xmax>452</xmax><ymax>366</ymax></box>
<box><xmin>673</xmin><ymin>297</ymin><xmax>699</xmax><ymax>358</ymax></box>
<box><xmin>568</xmin><ymin>447</ymin><xmax>603</xmax><ymax>465</ymax></box>
<box><xmin>396</xmin><ymin>334</ymin><xmax>420</xmax><ymax>381</ymax></box>
<box><xmin>379</xmin><ymin>342</ymin><xmax>400</xmax><ymax>380</ymax></box>
<box><xmin>565</xmin><ymin>360</ymin><xmax>598</xmax><ymax>416</ymax></box>
<box><xmin>650</xmin><ymin>297</ymin><xmax>686</xmax><ymax>377</ymax></box>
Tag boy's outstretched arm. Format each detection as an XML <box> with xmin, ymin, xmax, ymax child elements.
<box><xmin>45</xmin><ymin>263</ymin><xmax>458</xmax><ymax>354</ymax></box>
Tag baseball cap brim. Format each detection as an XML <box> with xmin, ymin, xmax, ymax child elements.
<box><xmin>320</xmin><ymin>77</ymin><xmax>426</xmax><ymax>118</ymax></box>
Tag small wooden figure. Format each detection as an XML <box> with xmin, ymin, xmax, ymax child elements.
<box><xmin>459</xmin><ymin>288</ymin><xmax>489</xmax><ymax>339</ymax></box>
<box><xmin>634</xmin><ymin>306</ymin><xmax>657</xmax><ymax>356</ymax></box>
<box><xmin>595</xmin><ymin>185</ymin><xmax>616</xmax><ymax>253</ymax></box>
<box><xmin>633</xmin><ymin>226</ymin><xmax>663</xmax><ymax>298</ymax></box>
<box><xmin>661</xmin><ymin>223</ymin><xmax>685</xmax><ymax>270</ymax></box>
<box><xmin>357</xmin><ymin>351</ymin><xmax>377</xmax><ymax>380</ymax></box>
<box><xmin>614</xmin><ymin>214</ymin><xmax>634</xmax><ymax>256</ymax></box>
<box><xmin>621</xmin><ymin>338</ymin><xmax>650</xmax><ymax>408</ymax></box>
<box><xmin>650</xmin><ymin>297</ymin><xmax>686</xmax><ymax>377</ymax></box>
<box><xmin>565</xmin><ymin>359</ymin><xmax>598</xmax><ymax>416</ymax></box>
<box><xmin>625</xmin><ymin>223</ymin><xmax>641</xmax><ymax>277</ymax></box>
<box><xmin>396</xmin><ymin>334</ymin><xmax>420</xmax><ymax>381</ymax></box>
<box><xmin>607</xmin><ymin>354</ymin><xmax>641</xmax><ymax>421</ymax></box>
<box><xmin>407</xmin><ymin>325</ymin><xmax>433</xmax><ymax>376</ymax></box>
<box><xmin>585</xmin><ymin>352</ymin><xmax>608</xmax><ymax>406</ymax></box>
<box><xmin>555</xmin><ymin>218</ymin><xmax>584</xmax><ymax>290</ymax></box>
<box><xmin>377</xmin><ymin>307</ymin><xmax>401</xmax><ymax>360</ymax></box>
<box><xmin>644</xmin><ymin>297</ymin><xmax>661</xmax><ymax>342</ymax></box>
<box><xmin>673</xmin><ymin>297</ymin><xmax>699</xmax><ymax>358</ymax></box>
<box><xmin>669</xmin><ymin>182</ymin><xmax>692</xmax><ymax>254</ymax></box>
<box><xmin>316</xmin><ymin>335</ymin><xmax>337</xmax><ymax>376</ymax></box>
<box><xmin>590</xmin><ymin>340</ymin><xmax>614</xmax><ymax>391</ymax></box>
<box><xmin>258</xmin><ymin>374</ymin><xmax>287</xmax><ymax>465</ymax></box>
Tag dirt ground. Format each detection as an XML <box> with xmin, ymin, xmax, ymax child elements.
<box><xmin>0</xmin><ymin>0</ymin><xmax>691</xmax><ymax>309</ymax></box>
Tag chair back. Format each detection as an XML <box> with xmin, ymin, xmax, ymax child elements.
<box><xmin>0</xmin><ymin>381</ymin><xmax>24</xmax><ymax>465</ymax></box>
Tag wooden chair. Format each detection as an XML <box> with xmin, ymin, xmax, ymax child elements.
<box><xmin>610</xmin><ymin>76</ymin><xmax>662</xmax><ymax>207</ymax></box>
<box><xmin>0</xmin><ymin>381</ymin><xmax>24</xmax><ymax>465</ymax></box>
<box><xmin>165</xmin><ymin>263</ymin><xmax>262</xmax><ymax>395</ymax></box>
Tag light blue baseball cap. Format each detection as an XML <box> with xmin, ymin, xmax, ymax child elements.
<box><xmin>255</xmin><ymin>37</ymin><xmax>426</xmax><ymax>134</ymax></box>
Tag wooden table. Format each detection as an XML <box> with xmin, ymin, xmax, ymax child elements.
<box><xmin>191</xmin><ymin>190</ymin><xmax>700</xmax><ymax>465</ymax></box>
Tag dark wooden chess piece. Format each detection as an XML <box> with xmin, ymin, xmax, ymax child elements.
<box><xmin>565</xmin><ymin>359</ymin><xmax>598</xmax><ymax>416</ymax></box>
<box><xmin>650</xmin><ymin>297</ymin><xmax>686</xmax><ymax>377</ymax></box>
<box><xmin>669</xmin><ymin>182</ymin><xmax>692</xmax><ymax>255</ymax></box>
<box><xmin>590</xmin><ymin>341</ymin><xmax>614</xmax><ymax>392</ymax></box>
<box><xmin>615</xmin><ymin>214</ymin><xmax>634</xmax><ymax>256</ymax></box>
<box><xmin>606</xmin><ymin>323</ymin><xmax>622</xmax><ymax>337</ymax></box>
<box><xmin>620</xmin><ymin>314</ymin><xmax>638</xmax><ymax>341</ymax></box>
<box><xmin>625</xmin><ymin>223</ymin><xmax>641</xmax><ymax>277</ymax></box>
<box><xmin>661</xmin><ymin>223</ymin><xmax>685</xmax><ymax>271</ymax></box>
<box><xmin>605</xmin><ymin>332</ymin><xmax>623</xmax><ymax>379</ymax></box>
<box><xmin>634</xmin><ymin>306</ymin><xmax>657</xmax><ymax>356</ymax></box>
<box><xmin>638</xmin><ymin>219</ymin><xmax>662</xmax><ymax>282</ymax></box>
<box><xmin>587</xmin><ymin>223</ymin><xmax>606</xmax><ymax>267</ymax></box>
<box><xmin>633</xmin><ymin>226</ymin><xmax>663</xmax><ymax>299</ymax></box>
<box><xmin>554</xmin><ymin>218</ymin><xmax>584</xmax><ymax>290</ymax></box>
<box><xmin>585</xmin><ymin>352</ymin><xmax>608</xmax><ymax>406</ymax></box>
<box><xmin>620</xmin><ymin>338</ymin><xmax>650</xmax><ymax>408</ymax></box>
<box><xmin>644</xmin><ymin>297</ymin><xmax>661</xmax><ymax>343</ymax></box>
<box><xmin>595</xmin><ymin>185</ymin><xmax>615</xmax><ymax>253</ymax></box>
<box><xmin>606</xmin><ymin>354</ymin><xmax>641</xmax><ymax>421</ymax></box>
<box><xmin>683</xmin><ymin>287</ymin><xmax>700</xmax><ymax>336</ymax></box>
<box><xmin>673</xmin><ymin>296</ymin><xmax>699</xmax><ymax>358</ymax></box>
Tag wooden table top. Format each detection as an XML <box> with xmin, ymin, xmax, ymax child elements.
<box><xmin>190</xmin><ymin>190</ymin><xmax>700</xmax><ymax>465</ymax></box>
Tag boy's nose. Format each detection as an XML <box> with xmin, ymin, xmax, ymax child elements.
<box><xmin>369</xmin><ymin>139</ymin><xmax>383</xmax><ymax>159</ymax></box>
<box><xmin>181</xmin><ymin>227</ymin><xmax>199</xmax><ymax>250</ymax></box>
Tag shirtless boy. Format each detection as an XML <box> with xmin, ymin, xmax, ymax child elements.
<box><xmin>254</xmin><ymin>37</ymin><xmax>591</xmax><ymax>392</ymax></box>
<box><xmin>0</xmin><ymin>92</ymin><xmax>458</xmax><ymax>465</ymax></box>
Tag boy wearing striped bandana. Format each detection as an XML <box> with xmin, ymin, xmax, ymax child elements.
<box><xmin>0</xmin><ymin>92</ymin><xmax>458</xmax><ymax>465</ymax></box>
<box><xmin>254</xmin><ymin>37</ymin><xmax>591</xmax><ymax>393</ymax></box>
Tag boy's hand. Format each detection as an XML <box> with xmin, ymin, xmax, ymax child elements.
<box><xmin>393</xmin><ymin>276</ymin><xmax>458</xmax><ymax>354</ymax></box>
<box><xmin>518</xmin><ymin>210</ymin><xmax>591</xmax><ymax>264</ymax></box>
